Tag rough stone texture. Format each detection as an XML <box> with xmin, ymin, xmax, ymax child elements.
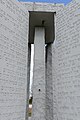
<box><xmin>0</xmin><ymin>1</ymin><xmax>64</xmax><ymax>120</ymax></box>
<box><xmin>0</xmin><ymin>0</ymin><xmax>29</xmax><ymax>120</ymax></box>
<box><xmin>22</xmin><ymin>2</ymin><xmax>64</xmax><ymax>12</ymax></box>
<box><xmin>52</xmin><ymin>0</ymin><xmax>80</xmax><ymax>120</ymax></box>
<box><xmin>1</xmin><ymin>0</ymin><xmax>80</xmax><ymax>120</ymax></box>
<box><xmin>32</xmin><ymin>27</ymin><xmax>46</xmax><ymax>120</ymax></box>
<box><xmin>45</xmin><ymin>44</ymin><xmax>53</xmax><ymax>120</ymax></box>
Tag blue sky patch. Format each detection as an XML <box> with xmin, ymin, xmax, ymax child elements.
<box><xmin>18</xmin><ymin>0</ymin><xmax>72</xmax><ymax>5</ymax></box>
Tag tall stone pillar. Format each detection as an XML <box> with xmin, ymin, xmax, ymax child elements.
<box><xmin>32</xmin><ymin>27</ymin><xmax>46</xmax><ymax>120</ymax></box>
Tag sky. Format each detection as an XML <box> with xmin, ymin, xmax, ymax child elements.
<box><xmin>30</xmin><ymin>45</ymin><xmax>34</xmax><ymax>97</ymax></box>
<box><xmin>18</xmin><ymin>0</ymin><xmax>72</xmax><ymax>5</ymax></box>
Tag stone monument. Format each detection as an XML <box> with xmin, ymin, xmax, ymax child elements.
<box><xmin>0</xmin><ymin>0</ymin><xmax>80</xmax><ymax>120</ymax></box>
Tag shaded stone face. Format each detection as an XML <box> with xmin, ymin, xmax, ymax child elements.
<box><xmin>45</xmin><ymin>44</ymin><xmax>53</xmax><ymax>120</ymax></box>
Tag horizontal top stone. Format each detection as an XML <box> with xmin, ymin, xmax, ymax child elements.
<box><xmin>29</xmin><ymin>11</ymin><xmax>55</xmax><ymax>44</ymax></box>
